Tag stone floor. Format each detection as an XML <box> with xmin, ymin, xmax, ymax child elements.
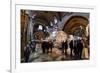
<box><xmin>23</xmin><ymin>47</ymin><xmax>89</xmax><ymax>63</ymax></box>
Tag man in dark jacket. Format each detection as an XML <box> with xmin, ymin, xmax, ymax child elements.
<box><xmin>42</xmin><ymin>41</ymin><xmax>46</xmax><ymax>54</ymax></box>
<box><xmin>64</xmin><ymin>40</ymin><xmax>68</xmax><ymax>55</ymax></box>
<box><xmin>77</xmin><ymin>39</ymin><xmax>83</xmax><ymax>59</ymax></box>
<box><xmin>69</xmin><ymin>40</ymin><xmax>74</xmax><ymax>57</ymax></box>
<box><xmin>24</xmin><ymin>45</ymin><xmax>31</xmax><ymax>62</ymax></box>
<box><xmin>49</xmin><ymin>40</ymin><xmax>53</xmax><ymax>53</ymax></box>
<box><xmin>61</xmin><ymin>41</ymin><xmax>65</xmax><ymax>54</ymax></box>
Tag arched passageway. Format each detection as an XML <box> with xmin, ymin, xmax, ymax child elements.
<box><xmin>21</xmin><ymin>10</ymin><xmax>90</xmax><ymax>62</ymax></box>
<box><xmin>63</xmin><ymin>16</ymin><xmax>89</xmax><ymax>36</ymax></box>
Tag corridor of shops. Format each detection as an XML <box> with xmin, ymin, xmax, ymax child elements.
<box><xmin>21</xmin><ymin>10</ymin><xmax>90</xmax><ymax>63</ymax></box>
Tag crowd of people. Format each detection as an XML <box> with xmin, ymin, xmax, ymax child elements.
<box><xmin>23</xmin><ymin>36</ymin><xmax>89</xmax><ymax>62</ymax></box>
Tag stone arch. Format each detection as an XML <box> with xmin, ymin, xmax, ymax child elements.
<box><xmin>62</xmin><ymin>16</ymin><xmax>89</xmax><ymax>35</ymax></box>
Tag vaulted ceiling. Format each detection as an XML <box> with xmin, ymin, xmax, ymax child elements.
<box><xmin>63</xmin><ymin>16</ymin><xmax>89</xmax><ymax>35</ymax></box>
<box><xmin>21</xmin><ymin>10</ymin><xmax>89</xmax><ymax>38</ymax></box>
